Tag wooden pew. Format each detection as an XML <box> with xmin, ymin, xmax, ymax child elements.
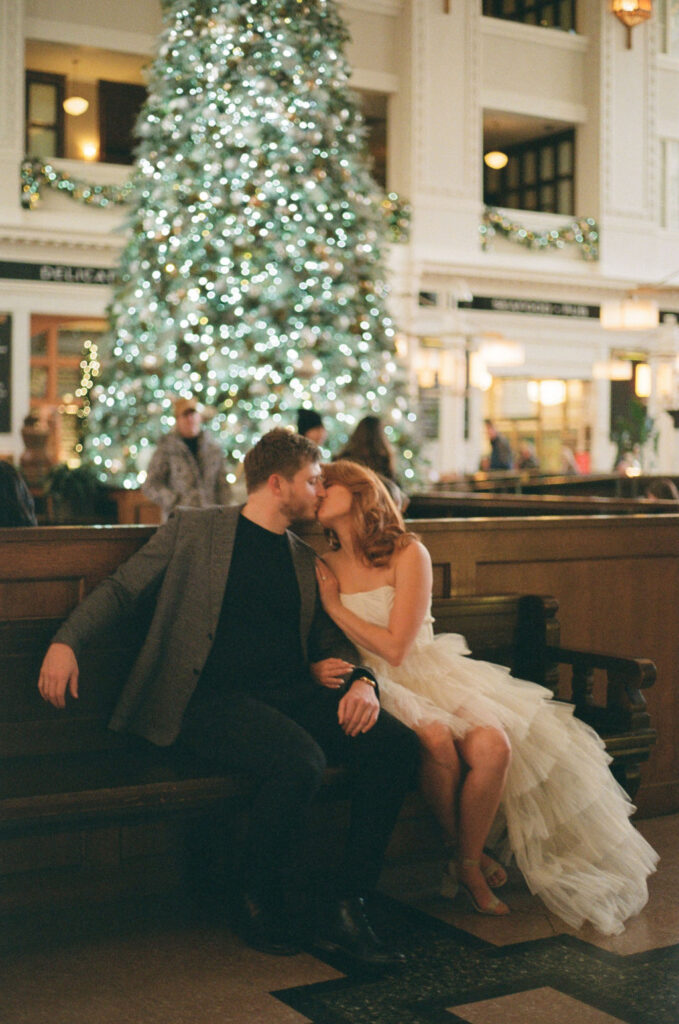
<box><xmin>436</xmin><ymin>472</ymin><xmax>679</xmax><ymax>500</ymax></box>
<box><xmin>407</xmin><ymin>491</ymin><xmax>679</xmax><ymax>518</ymax></box>
<box><xmin>0</xmin><ymin>524</ymin><xmax>657</xmax><ymax>908</ymax></box>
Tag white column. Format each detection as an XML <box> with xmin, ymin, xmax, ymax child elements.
<box><xmin>0</xmin><ymin>0</ymin><xmax>25</xmax><ymax>227</ymax></box>
<box><xmin>436</xmin><ymin>335</ymin><xmax>467</xmax><ymax>476</ymax></box>
<box><xmin>590</xmin><ymin>377</ymin><xmax>615</xmax><ymax>473</ymax></box>
<box><xmin>394</xmin><ymin>0</ymin><xmax>482</xmax><ymax>262</ymax></box>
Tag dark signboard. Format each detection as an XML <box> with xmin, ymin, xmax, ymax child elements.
<box><xmin>458</xmin><ymin>295</ymin><xmax>600</xmax><ymax>319</ymax></box>
<box><xmin>457</xmin><ymin>295</ymin><xmax>679</xmax><ymax>323</ymax></box>
<box><xmin>0</xmin><ymin>261</ymin><xmax>116</xmax><ymax>286</ymax></box>
<box><xmin>0</xmin><ymin>315</ymin><xmax>10</xmax><ymax>433</ymax></box>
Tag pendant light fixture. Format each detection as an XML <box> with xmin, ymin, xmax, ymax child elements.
<box><xmin>63</xmin><ymin>60</ymin><xmax>89</xmax><ymax>117</ymax></box>
<box><xmin>484</xmin><ymin>151</ymin><xmax>509</xmax><ymax>170</ymax></box>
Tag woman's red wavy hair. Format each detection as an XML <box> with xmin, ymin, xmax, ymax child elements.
<box><xmin>322</xmin><ymin>459</ymin><xmax>418</xmax><ymax>567</ymax></box>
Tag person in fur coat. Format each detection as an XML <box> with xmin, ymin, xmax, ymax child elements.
<box><xmin>143</xmin><ymin>395</ymin><xmax>231</xmax><ymax>519</ymax></box>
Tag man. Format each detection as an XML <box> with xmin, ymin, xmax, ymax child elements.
<box><xmin>297</xmin><ymin>408</ymin><xmax>328</xmax><ymax>446</ymax></box>
<box><xmin>484</xmin><ymin>418</ymin><xmax>514</xmax><ymax>471</ymax></box>
<box><xmin>38</xmin><ymin>429</ymin><xmax>418</xmax><ymax>965</ymax></box>
<box><xmin>143</xmin><ymin>394</ymin><xmax>231</xmax><ymax>519</ymax></box>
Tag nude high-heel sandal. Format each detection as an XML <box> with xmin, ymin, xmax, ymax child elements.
<box><xmin>458</xmin><ymin>858</ymin><xmax>510</xmax><ymax>916</ymax></box>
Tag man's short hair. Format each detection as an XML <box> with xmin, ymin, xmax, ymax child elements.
<box><xmin>244</xmin><ymin>428</ymin><xmax>320</xmax><ymax>493</ymax></box>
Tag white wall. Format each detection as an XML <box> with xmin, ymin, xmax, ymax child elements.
<box><xmin>1</xmin><ymin>0</ymin><xmax>678</xmax><ymax>472</ymax></box>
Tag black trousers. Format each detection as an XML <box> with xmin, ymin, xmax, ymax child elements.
<box><xmin>181</xmin><ymin>684</ymin><xmax>419</xmax><ymax>901</ymax></box>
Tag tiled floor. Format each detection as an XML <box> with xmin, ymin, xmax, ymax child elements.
<box><xmin>2</xmin><ymin>814</ymin><xmax>678</xmax><ymax>1024</ymax></box>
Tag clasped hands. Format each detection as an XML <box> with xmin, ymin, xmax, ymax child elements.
<box><xmin>310</xmin><ymin>656</ymin><xmax>380</xmax><ymax>737</ymax></box>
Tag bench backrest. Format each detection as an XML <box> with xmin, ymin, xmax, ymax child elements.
<box><xmin>408</xmin><ymin>492</ymin><xmax>679</xmax><ymax>518</ymax></box>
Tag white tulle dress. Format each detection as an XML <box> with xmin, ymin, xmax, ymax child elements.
<box><xmin>341</xmin><ymin>585</ymin><xmax>659</xmax><ymax>935</ymax></box>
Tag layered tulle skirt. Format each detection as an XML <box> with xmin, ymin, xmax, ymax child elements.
<box><xmin>346</xmin><ymin>600</ymin><xmax>658</xmax><ymax>935</ymax></box>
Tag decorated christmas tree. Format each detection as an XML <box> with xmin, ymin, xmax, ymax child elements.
<box><xmin>86</xmin><ymin>0</ymin><xmax>416</xmax><ymax>490</ymax></box>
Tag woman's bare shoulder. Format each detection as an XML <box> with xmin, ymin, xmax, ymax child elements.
<box><xmin>395</xmin><ymin>538</ymin><xmax>431</xmax><ymax>571</ymax></box>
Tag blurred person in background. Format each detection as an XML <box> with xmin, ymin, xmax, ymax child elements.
<box><xmin>334</xmin><ymin>415</ymin><xmax>409</xmax><ymax>512</ymax></box>
<box><xmin>143</xmin><ymin>395</ymin><xmax>231</xmax><ymax>520</ymax></box>
<box><xmin>484</xmin><ymin>419</ymin><xmax>513</xmax><ymax>471</ymax></box>
<box><xmin>0</xmin><ymin>461</ymin><xmax>37</xmax><ymax>527</ymax></box>
<box><xmin>297</xmin><ymin>408</ymin><xmax>328</xmax><ymax>446</ymax></box>
<box><xmin>516</xmin><ymin>441</ymin><xmax>539</xmax><ymax>471</ymax></box>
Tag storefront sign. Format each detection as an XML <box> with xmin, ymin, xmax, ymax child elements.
<box><xmin>458</xmin><ymin>296</ymin><xmax>600</xmax><ymax>318</ymax></box>
<box><xmin>0</xmin><ymin>315</ymin><xmax>10</xmax><ymax>433</ymax></box>
<box><xmin>0</xmin><ymin>261</ymin><xmax>115</xmax><ymax>286</ymax></box>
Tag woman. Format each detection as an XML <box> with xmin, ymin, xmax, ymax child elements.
<box><xmin>334</xmin><ymin>415</ymin><xmax>408</xmax><ymax>512</ymax></box>
<box><xmin>315</xmin><ymin>459</ymin><xmax>658</xmax><ymax>934</ymax></box>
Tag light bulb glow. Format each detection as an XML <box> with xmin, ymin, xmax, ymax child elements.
<box><xmin>484</xmin><ymin>150</ymin><xmax>509</xmax><ymax>170</ymax></box>
<box><xmin>63</xmin><ymin>96</ymin><xmax>89</xmax><ymax>117</ymax></box>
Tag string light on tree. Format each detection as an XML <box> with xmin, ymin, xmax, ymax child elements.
<box><xmin>86</xmin><ymin>0</ymin><xmax>416</xmax><ymax>486</ymax></box>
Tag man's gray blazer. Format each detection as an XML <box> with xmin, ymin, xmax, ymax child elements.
<box><xmin>53</xmin><ymin>505</ymin><xmax>366</xmax><ymax>747</ymax></box>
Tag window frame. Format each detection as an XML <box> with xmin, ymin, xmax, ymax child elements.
<box><xmin>30</xmin><ymin>315</ymin><xmax>107</xmax><ymax>464</ymax></box>
<box><xmin>25</xmin><ymin>69</ymin><xmax>65</xmax><ymax>159</ymax></box>
<box><xmin>482</xmin><ymin>0</ymin><xmax>577</xmax><ymax>32</ymax></box>
<box><xmin>484</xmin><ymin>128</ymin><xmax>575</xmax><ymax>216</ymax></box>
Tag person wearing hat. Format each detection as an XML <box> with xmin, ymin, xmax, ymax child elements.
<box><xmin>143</xmin><ymin>395</ymin><xmax>231</xmax><ymax>520</ymax></box>
<box><xmin>297</xmin><ymin>408</ymin><xmax>327</xmax><ymax>446</ymax></box>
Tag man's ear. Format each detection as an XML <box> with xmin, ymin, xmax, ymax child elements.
<box><xmin>267</xmin><ymin>473</ymin><xmax>285</xmax><ymax>497</ymax></box>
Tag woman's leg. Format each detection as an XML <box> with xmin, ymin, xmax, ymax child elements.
<box><xmin>416</xmin><ymin>721</ymin><xmax>461</xmax><ymax>846</ymax></box>
<box><xmin>456</xmin><ymin>725</ymin><xmax>511</xmax><ymax>912</ymax></box>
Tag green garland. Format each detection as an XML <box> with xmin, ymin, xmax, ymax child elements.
<box><xmin>20</xmin><ymin>158</ymin><xmax>412</xmax><ymax>242</ymax></box>
<box><xmin>21</xmin><ymin>159</ymin><xmax>135</xmax><ymax>209</ymax></box>
<box><xmin>480</xmin><ymin>206</ymin><xmax>599</xmax><ymax>261</ymax></box>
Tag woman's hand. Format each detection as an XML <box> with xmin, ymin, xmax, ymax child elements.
<box><xmin>310</xmin><ymin>657</ymin><xmax>354</xmax><ymax>689</ymax></box>
<box><xmin>315</xmin><ymin>559</ymin><xmax>341</xmax><ymax>613</ymax></box>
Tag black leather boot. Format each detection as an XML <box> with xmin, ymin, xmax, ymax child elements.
<box><xmin>315</xmin><ymin>896</ymin><xmax>406</xmax><ymax>967</ymax></box>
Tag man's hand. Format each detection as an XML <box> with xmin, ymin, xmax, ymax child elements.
<box><xmin>311</xmin><ymin>657</ymin><xmax>354</xmax><ymax>689</ymax></box>
<box><xmin>38</xmin><ymin>643</ymin><xmax>79</xmax><ymax>708</ymax></box>
<box><xmin>338</xmin><ymin>678</ymin><xmax>379</xmax><ymax>737</ymax></box>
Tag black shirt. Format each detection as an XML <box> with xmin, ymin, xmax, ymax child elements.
<box><xmin>196</xmin><ymin>513</ymin><xmax>314</xmax><ymax>705</ymax></box>
<box><xmin>181</xmin><ymin>434</ymin><xmax>200</xmax><ymax>459</ymax></box>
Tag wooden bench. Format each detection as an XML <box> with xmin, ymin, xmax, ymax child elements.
<box><xmin>0</xmin><ymin>526</ymin><xmax>657</xmax><ymax>906</ymax></box>
<box><xmin>407</xmin><ymin>491</ymin><xmax>679</xmax><ymax>519</ymax></box>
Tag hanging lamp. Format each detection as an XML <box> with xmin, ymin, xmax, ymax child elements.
<box><xmin>63</xmin><ymin>60</ymin><xmax>89</xmax><ymax>117</ymax></box>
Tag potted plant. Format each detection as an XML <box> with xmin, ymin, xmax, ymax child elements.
<box><xmin>611</xmin><ymin>398</ymin><xmax>658</xmax><ymax>472</ymax></box>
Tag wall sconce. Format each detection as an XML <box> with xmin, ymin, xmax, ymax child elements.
<box><xmin>484</xmin><ymin>151</ymin><xmax>508</xmax><ymax>170</ymax></box>
<box><xmin>394</xmin><ymin>334</ymin><xmax>409</xmax><ymax>359</ymax></box>
<box><xmin>634</xmin><ymin>363</ymin><xmax>652</xmax><ymax>398</ymax></box>
<box><xmin>592</xmin><ymin>359</ymin><xmax>633</xmax><ymax>380</ymax></box>
<box><xmin>528</xmin><ymin>380</ymin><xmax>567</xmax><ymax>406</ymax></box>
<box><xmin>415</xmin><ymin>345</ymin><xmax>466</xmax><ymax>392</ymax></box>
<box><xmin>415</xmin><ymin>348</ymin><xmax>438</xmax><ymax>390</ymax></box>
<box><xmin>469</xmin><ymin>352</ymin><xmax>492</xmax><ymax>392</ymax></box>
<box><xmin>656</xmin><ymin>361</ymin><xmax>675</xmax><ymax>403</ymax></box>
<box><xmin>600</xmin><ymin>297</ymin><xmax>659</xmax><ymax>330</ymax></box>
<box><xmin>63</xmin><ymin>60</ymin><xmax>89</xmax><ymax>117</ymax></box>
<box><xmin>81</xmin><ymin>141</ymin><xmax>98</xmax><ymax>161</ymax></box>
<box><xmin>479</xmin><ymin>336</ymin><xmax>525</xmax><ymax>368</ymax></box>
<box><xmin>610</xmin><ymin>1</ymin><xmax>653</xmax><ymax>50</ymax></box>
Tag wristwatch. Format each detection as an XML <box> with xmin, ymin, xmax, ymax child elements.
<box><xmin>354</xmin><ymin>676</ymin><xmax>377</xmax><ymax>689</ymax></box>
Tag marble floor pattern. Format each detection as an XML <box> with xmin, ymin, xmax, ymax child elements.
<box><xmin>1</xmin><ymin>814</ymin><xmax>678</xmax><ymax>1024</ymax></box>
